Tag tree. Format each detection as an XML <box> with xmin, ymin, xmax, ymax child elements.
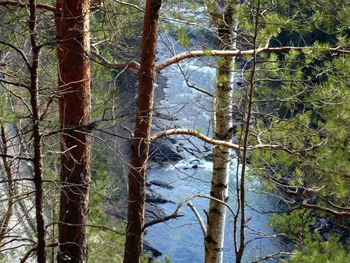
<box><xmin>203</xmin><ymin>1</ymin><xmax>237</xmax><ymax>262</ymax></box>
<box><xmin>55</xmin><ymin>1</ymin><xmax>91</xmax><ymax>262</ymax></box>
<box><xmin>121</xmin><ymin>1</ymin><xmax>350</xmax><ymax>260</ymax></box>
<box><xmin>1</xmin><ymin>1</ymin><xmax>350</xmax><ymax>262</ymax></box>
<box><xmin>123</xmin><ymin>1</ymin><xmax>162</xmax><ymax>262</ymax></box>
<box><xmin>0</xmin><ymin>1</ymin><xmax>49</xmax><ymax>261</ymax></box>
<box><xmin>28</xmin><ymin>1</ymin><xmax>46</xmax><ymax>261</ymax></box>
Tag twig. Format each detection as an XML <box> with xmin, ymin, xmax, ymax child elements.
<box><xmin>187</xmin><ymin>202</ymin><xmax>206</xmax><ymax>237</ymax></box>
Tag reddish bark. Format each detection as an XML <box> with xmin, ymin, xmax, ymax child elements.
<box><xmin>123</xmin><ymin>1</ymin><xmax>162</xmax><ymax>262</ymax></box>
<box><xmin>55</xmin><ymin>1</ymin><xmax>91</xmax><ymax>262</ymax></box>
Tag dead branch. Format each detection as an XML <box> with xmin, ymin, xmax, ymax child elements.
<box><xmin>301</xmin><ymin>201</ymin><xmax>350</xmax><ymax>219</ymax></box>
<box><xmin>0</xmin><ymin>125</ymin><xmax>14</xmax><ymax>242</ymax></box>
<box><xmin>150</xmin><ymin>128</ymin><xmax>297</xmax><ymax>154</ymax></box>
<box><xmin>144</xmin><ymin>194</ymin><xmax>235</xmax><ymax>230</ymax></box>
<box><xmin>0</xmin><ymin>1</ymin><xmax>55</xmax><ymax>13</ymax></box>
<box><xmin>91</xmin><ymin>50</ymin><xmax>140</xmax><ymax>71</ymax></box>
<box><xmin>156</xmin><ymin>46</ymin><xmax>350</xmax><ymax>72</ymax></box>
<box><xmin>250</xmin><ymin>252</ymin><xmax>293</xmax><ymax>263</ymax></box>
<box><xmin>20</xmin><ymin>242</ymin><xmax>58</xmax><ymax>263</ymax></box>
<box><xmin>187</xmin><ymin>202</ymin><xmax>206</xmax><ymax>237</ymax></box>
<box><xmin>0</xmin><ymin>41</ymin><xmax>30</xmax><ymax>70</ymax></box>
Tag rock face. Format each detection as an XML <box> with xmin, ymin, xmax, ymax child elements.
<box><xmin>149</xmin><ymin>180</ymin><xmax>174</xmax><ymax>190</ymax></box>
<box><xmin>145</xmin><ymin>202</ymin><xmax>167</xmax><ymax>224</ymax></box>
<box><xmin>149</xmin><ymin>138</ymin><xmax>184</xmax><ymax>162</ymax></box>
<box><xmin>146</xmin><ymin>188</ymin><xmax>174</xmax><ymax>204</ymax></box>
<box><xmin>144</xmin><ymin>240</ymin><xmax>162</xmax><ymax>259</ymax></box>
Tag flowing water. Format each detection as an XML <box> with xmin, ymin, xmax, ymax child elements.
<box><xmin>147</xmin><ymin>162</ymin><xmax>284</xmax><ymax>262</ymax></box>
<box><xmin>145</xmin><ymin>27</ymin><xmax>288</xmax><ymax>262</ymax></box>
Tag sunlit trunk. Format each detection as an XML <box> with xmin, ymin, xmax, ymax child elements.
<box><xmin>123</xmin><ymin>1</ymin><xmax>162</xmax><ymax>263</ymax></box>
<box><xmin>205</xmin><ymin>3</ymin><xmax>236</xmax><ymax>263</ymax></box>
<box><xmin>56</xmin><ymin>1</ymin><xmax>91</xmax><ymax>262</ymax></box>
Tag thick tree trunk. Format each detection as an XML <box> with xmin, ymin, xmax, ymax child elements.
<box><xmin>123</xmin><ymin>1</ymin><xmax>162</xmax><ymax>263</ymax></box>
<box><xmin>55</xmin><ymin>1</ymin><xmax>91</xmax><ymax>262</ymax></box>
<box><xmin>205</xmin><ymin>4</ymin><xmax>236</xmax><ymax>263</ymax></box>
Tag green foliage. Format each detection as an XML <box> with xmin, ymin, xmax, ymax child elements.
<box><xmin>269</xmin><ymin>210</ymin><xmax>315</xmax><ymax>243</ymax></box>
<box><xmin>290</xmin><ymin>236</ymin><xmax>350</xmax><ymax>263</ymax></box>
<box><xmin>87</xmin><ymin>146</ymin><xmax>125</xmax><ymax>262</ymax></box>
<box><xmin>176</xmin><ymin>25</ymin><xmax>190</xmax><ymax>48</ymax></box>
<box><xmin>142</xmin><ymin>256</ymin><xmax>171</xmax><ymax>263</ymax></box>
<box><xmin>270</xmin><ymin>211</ymin><xmax>350</xmax><ymax>262</ymax></box>
<box><xmin>203</xmin><ymin>48</ymin><xmax>213</xmax><ymax>57</ymax></box>
<box><xmin>0</xmin><ymin>96</ymin><xmax>16</xmax><ymax>124</ymax></box>
<box><xmin>245</xmin><ymin>2</ymin><xmax>350</xmax><ymax>262</ymax></box>
<box><xmin>257</xmin><ymin>12</ymin><xmax>286</xmax><ymax>46</ymax></box>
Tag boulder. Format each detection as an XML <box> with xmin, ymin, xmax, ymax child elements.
<box><xmin>149</xmin><ymin>138</ymin><xmax>183</xmax><ymax>162</ymax></box>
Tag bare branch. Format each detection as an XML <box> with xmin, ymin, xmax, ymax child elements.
<box><xmin>0</xmin><ymin>79</ymin><xmax>30</xmax><ymax>89</ymax></box>
<box><xmin>326</xmin><ymin>200</ymin><xmax>350</xmax><ymax>212</ymax></box>
<box><xmin>144</xmin><ymin>194</ymin><xmax>235</xmax><ymax>230</ymax></box>
<box><xmin>250</xmin><ymin>252</ymin><xmax>293</xmax><ymax>263</ymax></box>
<box><xmin>150</xmin><ymin>128</ymin><xmax>296</xmax><ymax>154</ymax></box>
<box><xmin>20</xmin><ymin>243</ymin><xmax>58</xmax><ymax>263</ymax></box>
<box><xmin>113</xmin><ymin>0</ymin><xmax>144</xmax><ymax>12</ymax></box>
<box><xmin>91</xmin><ymin>50</ymin><xmax>140</xmax><ymax>70</ymax></box>
<box><xmin>156</xmin><ymin>46</ymin><xmax>350</xmax><ymax>72</ymax></box>
<box><xmin>301</xmin><ymin>202</ymin><xmax>350</xmax><ymax>219</ymax></box>
<box><xmin>0</xmin><ymin>1</ymin><xmax>55</xmax><ymax>13</ymax></box>
<box><xmin>0</xmin><ymin>1</ymin><xmax>103</xmax><ymax>13</ymax></box>
<box><xmin>0</xmin><ymin>41</ymin><xmax>31</xmax><ymax>70</ymax></box>
<box><xmin>187</xmin><ymin>202</ymin><xmax>206</xmax><ymax>237</ymax></box>
<box><xmin>143</xmin><ymin>213</ymin><xmax>184</xmax><ymax>229</ymax></box>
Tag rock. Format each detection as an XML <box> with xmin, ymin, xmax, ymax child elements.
<box><xmin>146</xmin><ymin>187</ymin><xmax>174</xmax><ymax>204</ymax></box>
<box><xmin>146</xmin><ymin>192</ymin><xmax>172</xmax><ymax>204</ymax></box>
<box><xmin>176</xmin><ymin>145</ymin><xmax>184</xmax><ymax>153</ymax></box>
<box><xmin>147</xmin><ymin>161</ymin><xmax>161</xmax><ymax>169</ymax></box>
<box><xmin>149</xmin><ymin>139</ymin><xmax>183</xmax><ymax>162</ymax></box>
<box><xmin>144</xmin><ymin>240</ymin><xmax>162</xmax><ymax>259</ymax></box>
<box><xmin>181</xmin><ymin>145</ymin><xmax>203</xmax><ymax>159</ymax></box>
<box><xmin>204</xmin><ymin>153</ymin><xmax>213</xmax><ymax>161</ymax></box>
<box><xmin>189</xmin><ymin>159</ymin><xmax>203</xmax><ymax>165</ymax></box>
<box><xmin>153</xmin><ymin>111</ymin><xmax>178</xmax><ymax>121</ymax></box>
<box><xmin>149</xmin><ymin>180</ymin><xmax>174</xmax><ymax>190</ymax></box>
<box><xmin>145</xmin><ymin>203</ymin><xmax>167</xmax><ymax>224</ymax></box>
<box><xmin>168</xmin><ymin>138</ymin><xmax>177</xmax><ymax>144</ymax></box>
<box><xmin>174</xmin><ymin>157</ymin><xmax>207</xmax><ymax>170</ymax></box>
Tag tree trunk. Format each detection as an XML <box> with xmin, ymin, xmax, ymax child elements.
<box><xmin>55</xmin><ymin>1</ymin><xmax>91</xmax><ymax>262</ymax></box>
<box><xmin>123</xmin><ymin>1</ymin><xmax>162</xmax><ymax>263</ymax></box>
<box><xmin>205</xmin><ymin>4</ymin><xmax>236</xmax><ymax>263</ymax></box>
<box><xmin>29</xmin><ymin>1</ymin><xmax>46</xmax><ymax>262</ymax></box>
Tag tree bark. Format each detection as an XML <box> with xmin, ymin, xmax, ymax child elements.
<box><xmin>236</xmin><ymin>3</ymin><xmax>260</xmax><ymax>261</ymax></box>
<box><xmin>28</xmin><ymin>1</ymin><xmax>46</xmax><ymax>262</ymax></box>
<box><xmin>204</xmin><ymin>2</ymin><xmax>236</xmax><ymax>263</ymax></box>
<box><xmin>0</xmin><ymin>125</ymin><xmax>14</xmax><ymax>243</ymax></box>
<box><xmin>55</xmin><ymin>1</ymin><xmax>91</xmax><ymax>262</ymax></box>
<box><xmin>123</xmin><ymin>1</ymin><xmax>162</xmax><ymax>263</ymax></box>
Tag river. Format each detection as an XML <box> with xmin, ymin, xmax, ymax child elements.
<box><xmin>145</xmin><ymin>28</ymin><xmax>289</xmax><ymax>262</ymax></box>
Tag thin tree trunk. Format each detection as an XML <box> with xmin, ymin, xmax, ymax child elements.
<box><xmin>55</xmin><ymin>1</ymin><xmax>91</xmax><ymax>262</ymax></box>
<box><xmin>28</xmin><ymin>1</ymin><xmax>46</xmax><ymax>262</ymax></box>
<box><xmin>205</xmin><ymin>3</ymin><xmax>236</xmax><ymax>263</ymax></box>
<box><xmin>123</xmin><ymin>1</ymin><xmax>162</xmax><ymax>262</ymax></box>
<box><xmin>0</xmin><ymin>125</ymin><xmax>14</xmax><ymax>243</ymax></box>
<box><xmin>236</xmin><ymin>2</ymin><xmax>260</xmax><ymax>262</ymax></box>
